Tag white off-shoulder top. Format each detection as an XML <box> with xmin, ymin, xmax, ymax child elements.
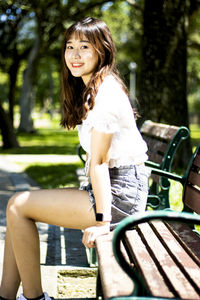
<box><xmin>77</xmin><ymin>75</ymin><xmax>148</xmax><ymax>172</ymax></box>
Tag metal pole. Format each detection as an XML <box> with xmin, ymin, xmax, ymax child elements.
<box><xmin>129</xmin><ymin>62</ymin><xmax>137</xmax><ymax>106</ymax></box>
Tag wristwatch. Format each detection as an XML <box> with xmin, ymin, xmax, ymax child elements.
<box><xmin>96</xmin><ymin>213</ymin><xmax>112</xmax><ymax>222</ymax></box>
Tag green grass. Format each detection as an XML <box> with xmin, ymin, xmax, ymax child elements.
<box><xmin>25</xmin><ymin>162</ymin><xmax>82</xmax><ymax>189</ymax></box>
<box><xmin>0</xmin><ymin>114</ymin><xmax>83</xmax><ymax>188</ymax></box>
<box><xmin>0</xmin><ymin>128</ymin><xmax>79</xmax><ymax>155</ymax></box>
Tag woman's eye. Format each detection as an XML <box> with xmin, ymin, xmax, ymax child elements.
<box><xmin>81</xmin><ymin>45</ymin><xmax>88</xmax><ymax>49</ymax></box>
<box><xmin>66</xmin><ymin>45</ymin><xmax>73</xmax><ymax>49</ymax></box>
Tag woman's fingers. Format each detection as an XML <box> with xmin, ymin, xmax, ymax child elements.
<box><xmin>82</xmin><ymin>224</ymin><xmax>110</xmax><ymax>248</ymax></box>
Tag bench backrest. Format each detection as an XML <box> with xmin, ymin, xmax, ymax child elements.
<box><xmin>141</xmin><ymin>120</ymin><xmax>189</xmax><ymax>210</ymax></box>
<box><xmin>183</xmin><ymin>144</ymin><xmax>200</xmax><ymax>214</ymax></box>
<box><xmin>141</xmin><ymin>120</ymin><xmax>189</xmax><ymax>171</ymax></box>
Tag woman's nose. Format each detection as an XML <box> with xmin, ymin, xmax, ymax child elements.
<box><xmin>73</xmin><ymin>49</ymin><xmax>81</xmax><ymax>59</ymax></box>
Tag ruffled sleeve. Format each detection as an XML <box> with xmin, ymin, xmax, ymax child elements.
<box><xmin>89</xmin><ymin>104</ymin><xmax>120</xmax><ymax>134</ymax></box>
<box><xmin>87</xmin><ymin>75</ymin><xmax>129</xmax><ymax>134</ymax></box>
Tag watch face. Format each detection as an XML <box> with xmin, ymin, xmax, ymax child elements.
<box><xmin>96</xmin><ymin>213</ymin><xmax>103</xmax><ymax>221</ymax></box>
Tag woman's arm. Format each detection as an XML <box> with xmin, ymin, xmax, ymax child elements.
<box><xmin>82</xmin><ymin>128</ymin><xmax>113</xmax><ymax>248</ymax></box>
<box><xmin>89</xmin><ymin>128</ymin><xmax>113</xmax><ymax>218</ymax></box>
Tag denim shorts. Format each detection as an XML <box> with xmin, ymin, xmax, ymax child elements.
<box><xmin>80</xmin><ymin>164</ymin><xmax>149</xmax><ymax>230</ymax></box>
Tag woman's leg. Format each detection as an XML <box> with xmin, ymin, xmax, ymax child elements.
<box><xmin>1</xmin><ymin>188</ymin><xmax>95</xmax><ymax>298</ymax></box>
<box><xmin>0</xmin><ymin>228</ymin><xmax>21</xmax><ymax>299</ymax></box>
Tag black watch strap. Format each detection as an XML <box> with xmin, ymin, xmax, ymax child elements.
<box><xmin>96</xmin><ymin>213</ymin><xmax>112</xmax><ymax>222</ymax></box>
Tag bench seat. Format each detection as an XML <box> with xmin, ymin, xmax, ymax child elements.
<box><xmin>96</xmin><ymin>144</ymin><xmax>200</xmax><ymax>300</ymax></box>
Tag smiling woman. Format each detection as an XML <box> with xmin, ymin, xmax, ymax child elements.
<box><xmin>0</xmin><ymin>17</ymin><xmax>149</xmax><ymax>300</ymax></box>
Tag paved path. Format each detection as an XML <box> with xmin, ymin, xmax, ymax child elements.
<box><xmin>0</xmin><ymin>155</ymin><xmax>95</xmax><ymax>299</ymax></box>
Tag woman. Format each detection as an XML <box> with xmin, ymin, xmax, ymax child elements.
<box><xmin>0</xmin><ymin>17</ymin><xmax>149</xmax><ymax>300</ymax></box>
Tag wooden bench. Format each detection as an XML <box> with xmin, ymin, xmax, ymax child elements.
<box><xmin>95</xmin><ymin>144</ymin><xmax>200</xmax><ymax>300</ymax></box>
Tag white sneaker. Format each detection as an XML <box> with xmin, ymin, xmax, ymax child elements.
<box><xmin>17</xmin><ymin>295</ymin><xmax>26</xmax><ymax>300</ymax></box>
<box><xmin>17</xmin><ymin>293</ymin><xmax>52</xmax><ymax>300</ymax></box>
<box><xmin>44</xmin><ymin>292</ymin><xmax>52</xmax><ymax>300</ymax></box>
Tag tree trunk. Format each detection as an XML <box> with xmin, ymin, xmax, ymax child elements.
<box><xmin>0</xmin><ymin>101</ymin><xmax>19</xmax><ymax>149</ymax></box>
<box><xmin>8</xmin><ymin>54</ymin><xmax>20</xmax><ymax>126</ymax></box>
<box><xmin>18</xmin><ymin>35</ymin><xmax>40</xmax><ymax>132</ymax></box>
<box><xmin>138</xmin><ymin>0</ymin><xmax>191</xmax><ymax>168</ymax></box>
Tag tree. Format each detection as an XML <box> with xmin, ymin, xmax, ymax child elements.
<box><xmin>139</xmin><ymin>0</ymin><xmax>188</xmax><ymax>125</ymax></box>
<box><xmin>138</xmin><ymin>0</ymin><xmax>193</xmax><ymax>166</ymax></box>
<box><xmin>0</xmin><ymin>2</ymin><xmax>31</xmax><ymax>126</ymax></box>
<box><xmin>0</xmin><ymin>101</ymin><xmax>19</xmax><ymax>149</ymax></box>
<box><xmin>187</xmin><ymin>2</ymin><xmax>200</xmax><ymax>122</ymax></box>
<box><xmin>18</xmin><ymin>34</ymin><xmax>40</xmax><ymax>132</ymax></box>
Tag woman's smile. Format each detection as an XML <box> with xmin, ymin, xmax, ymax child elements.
<box><xmin>71</xmin><ymin>63</ymin><xmax>84</xmax><ymax>68</ymax></box>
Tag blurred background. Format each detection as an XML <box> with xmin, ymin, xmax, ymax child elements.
<box><xmin>0</xmin><ymin>0</ymin><xmax>199</xmax><ymax>188</ymax></box>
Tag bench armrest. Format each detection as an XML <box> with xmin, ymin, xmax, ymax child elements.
<box><xmin>149</xmin><ymin>167</ymin><xmax>185</xmax><ymax>185</ymax></box>
<box><xmin>112</xmin><ymin>211</ymin><xmax>200</xmax><ymax>296</ymax></box>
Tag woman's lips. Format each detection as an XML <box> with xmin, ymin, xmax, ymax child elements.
<box><xmin>72</xmin><ymin>63</ymin><xmax>84</xmax><ymax>68</ymax></box>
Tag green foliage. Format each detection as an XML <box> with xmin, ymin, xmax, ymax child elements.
<box><xmin>102</xmin><ymin>1</ymin><xmax>143</xmax><ymax>81</ymax></box>
<box><xmin>190</xmin><ymin>123</ymin><xmax>200</xmax><ymax>149</ymax></box>
<box><xmin>187</xmin><ymin>5</ymin><xmax>200</xmax><ymax>112</ymax></box>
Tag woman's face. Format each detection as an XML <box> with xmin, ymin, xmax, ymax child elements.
<box><xmin>65</xmin><ymin>33</ymin><xmax>99</xmax><ymax>84</ymax></box>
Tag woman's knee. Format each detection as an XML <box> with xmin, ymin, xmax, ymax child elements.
<box><xmin>6</xmin><ymin>191</ymin><xmax>30</xmax><ymax>220</ymax></box>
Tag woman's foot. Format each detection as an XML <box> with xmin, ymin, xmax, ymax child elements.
<box><xmin>17</xmin><ymin>293</ymin><xmax>52</xmax><ymax>300</ymax></box>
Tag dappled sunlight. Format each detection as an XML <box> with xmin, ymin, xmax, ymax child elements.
<box><xmin>169</xmin><ymin>180</ymin><xmax>184</xmax><ymax>211</ymax></box>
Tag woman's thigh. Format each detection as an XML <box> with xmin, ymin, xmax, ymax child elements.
<box><xmin>10</xmin><ymin>188</ymin><xmax>96</xmax><ymax>230</ymax></box>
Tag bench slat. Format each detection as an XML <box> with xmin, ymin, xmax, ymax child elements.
<box><xmin>194</xmin><ymin>153</ymin><xmax>200</xmax><ymax>168</ymax></box>
<box><xmin>125</xmin><ymin>229</ymin><xmax>174</xmax><ymax>298</ymax></box>
<box><xmin>188</xmin><ymin>171</ymin><xmax>200</xmax><ymax>186</ymax></box>
<box><xmin>165</xmin><ymin>221</ymin><xmax>200</xmax><ymax>265</ymax></box>
<box><xmin>139</xmin><ymin>222</ymin><xmax>200</xmax><ymax>299</ymax></box>
<box><xmin>141</xmin><ymin>121</ymin><xmax>178</xmax><ymax>141</ymax></box>
<box><xmin>96</xmin><ymin>232</ymin><xmax>134</xmax><ymax>300</ymax></box>
<box><xmin>184</xmin><ymin>185</ymin><xmax>200</xmax><ymax>214</ymax></box>
<box><xmin>126</xmin><ymin>222</ymin><xmax>200</xmax><ymax>299</ymax></box>
<box><xmin>151</xmin><ymin>221</ymin><xmax>200</xmax><ymax>293</ymax></box>
<box><xmin>143</xmin><ymin>139</ymin><xmax>167</xmax><ymax>163</ymax></box>
<box><xmin>144</xmin><ymin>137</ymin><xmax>168</xmax><ymax>154</ymax></box>
<box><xmin>145</xmin><ymin>138</ymin><xmax>168</xmax><ymax>153</ymax></box>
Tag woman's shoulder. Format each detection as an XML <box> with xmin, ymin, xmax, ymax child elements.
<box><xmin>99</xmin><ymin>74</ymin><xmax>123</xmax><ymax>92</ymax></box>
<box><xmin>96</xmin><ymin>74</ymin><xmax>128</xmax><ymax>104</ymax></box>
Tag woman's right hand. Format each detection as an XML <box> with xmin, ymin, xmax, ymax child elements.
<box><xmin>82</xmin><ymin>222</ymin><xmax>110</xmax><ymax>248</ymax></box>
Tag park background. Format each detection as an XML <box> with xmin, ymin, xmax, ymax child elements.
<box><xmin>0</xmin><ymin>1</ymin><xmax>200</xmax><ymax>297</ymax></box>
<box><xmin>0</xmin><ymin>0</ymin><xmax>200</xmax><ymax>201</ymax></box>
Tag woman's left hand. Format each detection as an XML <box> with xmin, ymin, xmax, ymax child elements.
<box><xmin>82</xmin><ymin>222</ymin><xmax>110</xmax><ymax>248</ymax></box>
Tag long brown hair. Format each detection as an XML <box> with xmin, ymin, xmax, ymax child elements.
<box><xmin>60</xmin><ymin>17</ymin><xmax>128</xmax><ymax>129</ymax></box>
